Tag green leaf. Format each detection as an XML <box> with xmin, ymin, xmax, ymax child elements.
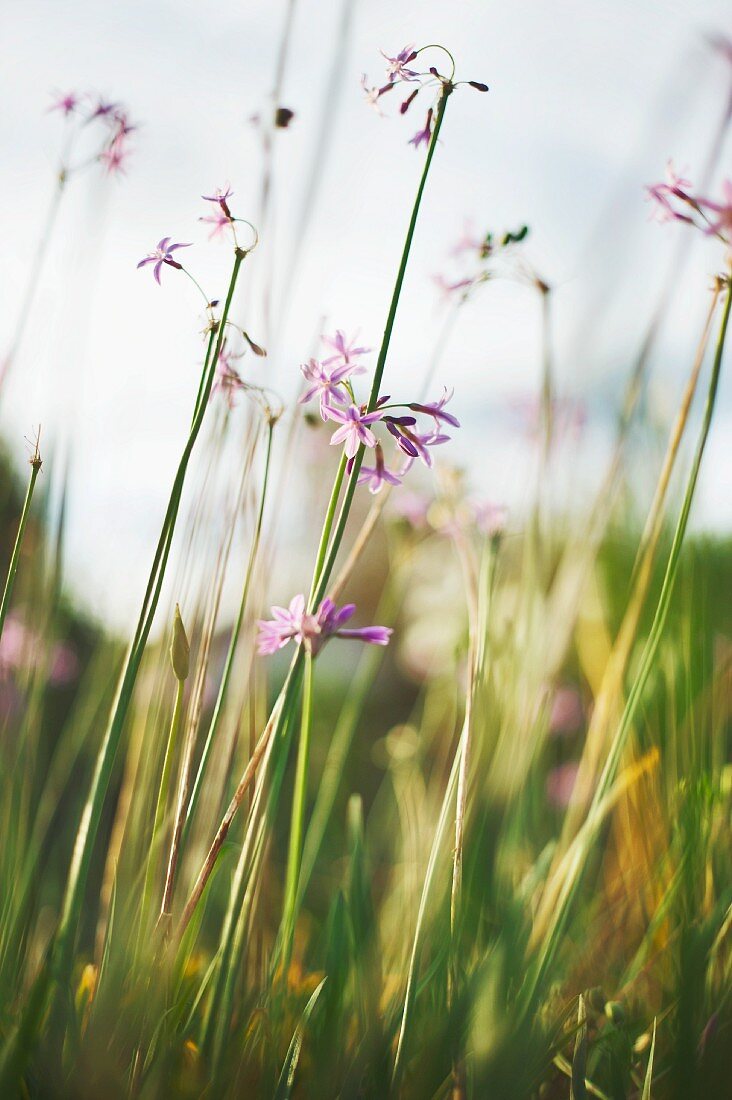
<box><xmin>274</xmin><ymin>977</ymin><xmax>327</xmax><ymax>1100</ymax></box>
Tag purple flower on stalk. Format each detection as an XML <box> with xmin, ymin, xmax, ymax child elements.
<box><xmin>99</xmin><ymin>139</ymin><xmax>128</xmax><ymax>175</ymax></box>
<box><xmin>321</xmin><ymin>329</ymin><xmax>371</xmax><ymax>367</ymax></box>
<box><xmin>299</xmin><ymin>358</ymin><xmax>365</xmax><ymax>420</ymax></box>
<box><xmin>257</xmin><ymin>594</ymin><xmax>391</xmax><ymax>656</ymax></box>
<box><xmin>646</xmin><ymin>161</ymin><xmax>695</xmax><ymax>224</ymax></box>
<box><xmin>86</xmin><ymin>97</ymin><xmax>120</xmax><ymax>123</ymax></box>
<box><xmin>700</xmin><ymin>178</ymin><xmax>732</xmax><ymax>241</ymax></box>
<box><xmin>211</xmin><ymin>342</ymin><xmax>246</xmax><ymax>408</ymax></box>
<box><xmin>136</xmin><ymin>237</ymin><xmax>191</xmax><ymax>284</ymax></box>
<box><xmin>409</xmin><ymin>386</ymin><xmax>460</xmax><ymax>428</ymax></box>
<box><xmin>361</xmin><ymin>74</ymin><xmax>396</xmax><ymax>114</ymax></box>
<box><xmin>49</xmin><ymin>91</ymin><xmax>79</xmax><ymax>116</ymax></box>
<box><xmin>325</xmin><ymin>403</ymin><xmax>382</xmax><ymax>458</ymax></box>
<box><xmin>409</xmin><ymin>108</ymin><xmax>433</xmax><ymax>149</ymax></box>
<box><xmin>358</xmin><ymin>443</ymin><xmax>402</xmax><ymax>494</ymax></box>
<box><xmin>380</xmin><ymin>44</ymin><xmax>419</xmax><ymax>83</ymax></box>
<box><xmin>202</xmin><ymin>185</ymin><xmax>233</xmax><ymax>217</ymax></box>
<box><xmin>200</xmin><ymin>207</ymin><xmax>232</xmax><ymax>239</ymax></box>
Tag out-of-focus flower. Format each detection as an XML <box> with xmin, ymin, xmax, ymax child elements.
<box><xmin>549</xmin><ymin>685</ymin><xmax>584</xmax><ymax>736</ymax></box>
<box><xmin>49</xmin><ymin>91</ymin><xmax>79</xmax><ymax>116</ymax></box>
<box><xmin>380</xmin><ymin>44</ymin><xmax>419</xmax><ymax>83</ymax></box>
<box><xmin>700</xmin><ymin>178</ymin><xmax>732</xmax><ymax>241</ymax></box>
<box><xmin>99</xmin><ymin>139</ymin><xmax>128</xmax><ymax>175</ymax></box>
<box><xmin>200</xmin><ymin>208</ymin><xmax>232</xmax><ymax>239</ymax></box>
<box><xmin>409</xmin><ymin>108</ymin><xmax>433</xmax><ymax>149</ymax></box>
<box><xmin>321</xmin><ymin>330</ymin><xmax>371</xmax><ymax>368</ymax></box>
<box><xmin>257</xmin><ymin>595</ymin><xmax>391</xmax><ymax>656</ymax></box>
<box><xmin>211</xmin><ymin>342</ymin><xmax>246</xmax><ymax>408</ymax></box>
<box><xmin>326</xmin><ymin>404</ymin><xmax>382</xmax><ymax>458</ymax></box>
<box><xmin>299</xmin><ymin>358</ymin><xmax>365</xmax><ymax>420</ymax></box>
<box><xmin>358</xmin><ymin>443</ymin><xmax>402</xmax><ymax>493</ymax></box>
<box><xmin>392</xmin><ymin>489</ymin><xmax>431</xmax><ymax>529</ymax></box>
<box><xmin>0</xmin><ymin>612</ymin><xmax>78</xmax><ymax>686</ymax></box>
<box><xmin>136</xmin><ymin>237</ymin><xmax>191</xmax><ymax>284</ymax></box>
<box><xmin>86</xmin><ymin>97</ymin><xmax>120</xmax><ymax>123</ymax></box>
<box><xmin>646</xmin><ymin>161</ymin><xmax>695</xmax><ymax>224</ymax></box>
<box><xmin>470</xmin><ymin>499</ymin><xmax>508</xmax><ymax>537</ymax></box>
<box><xmin>546</xmin><ymin>761</ymin><xmax>579</xmax><ymax>808</ymax></box>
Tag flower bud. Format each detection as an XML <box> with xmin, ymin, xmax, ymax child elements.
<box><xmin>170</xmin><ymin>604</ymin><xmax>190</xmax><ymax>681</ymax></box>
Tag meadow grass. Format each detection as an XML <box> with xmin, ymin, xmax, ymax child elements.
<box><xmin>0</xmin><ymin>35</ymin><xmax>731</xmax><ymax>1100</ymax></box>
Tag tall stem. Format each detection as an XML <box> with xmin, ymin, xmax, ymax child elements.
<box><xmin>0</xmin><ymin>452</ymin><xmax>42</xmax><ymax>643</ymax></box>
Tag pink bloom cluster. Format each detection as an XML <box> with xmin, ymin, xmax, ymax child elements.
<box><xmin>257</xmin><ymin>594</ymin><xmax>391</xmax><ymax>657</ymax></box>
<box><xmin>434</xmin><ymin>221</ymin><xmax>530</xmax><ymax>301</ymax></box>
<box><xmin>361</xmin><ymin>43</ymin><xmax>488</xmax><ymax>148</ymax></box>
<box><xmin>299</xmin><ymin>330</ymin><xmax>461</xmax><ymax>493</ymax></box>
<box><xmin>647</xmin><ymin>162</ymin><xmax>732</xmax><ymax>244</ymax></box>
<box><xmin>49</xmin><ymin>90</ymin><xmax>137</xmax><ymax>175</ymax></box>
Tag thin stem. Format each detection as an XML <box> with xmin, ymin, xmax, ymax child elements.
<box><xmin>279</xmin><ymin>649</ymin><xmax>314</xmax><ymax>974</ymax></box>
<box><xmin>182</xmin><ymin>419</ymin><xmax>276</xmax><ymax>846</ymax></box>
<box><xmin>526</xmin><ymin>270</ymin><xmax>732</xmax><ymax>1012</ymax></box>
<box><xmin>138</xmin><ymin>677</ymin><xmax>185</xmax><ymax>948</ymax></box>
<box><xmin>0</xmin><ymin>453</ymin><xmax>42</xmax><ymax>644</ymax></box>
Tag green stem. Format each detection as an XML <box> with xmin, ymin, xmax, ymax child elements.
<box><xmin>182</xmin><ymin>419</ymin><xmax>276</xmax><ymax>846</ymax></box>
<box><xmin>46</xmin><ymin>248</ymin><xmax>245</xmax><ymax>1041</ymax></box>
<box><xmin>307</xmin><ymin>453</ymin><xmax>346</xmax><ymax>608</ymax></box>
<box><xmin>138</xmin><ymin>677</ymin><xmax>185</xmax><ymax>951</ymax></box>
<box><xmin>279</xmin><ymin>650</ymin><xmax>314</xmax><ymax>973</ymax></box>
<box><xmin>0</xmin><ymin>458</ymin><xmax>42</xmax><ymax>643</ymax></box>
<box><xmin>525</xmin><ymin>271</ymin><xmax>732</xmax><ymax>1013</ymax></box>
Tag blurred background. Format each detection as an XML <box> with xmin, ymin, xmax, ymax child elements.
<box><xmin>1</xmin><ymin>0</ymin><xmax>731</xmax><ymax>629</ymax></box>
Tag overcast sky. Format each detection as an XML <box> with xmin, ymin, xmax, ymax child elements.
<box><xmin>1</xmin><ymin>0</ymin><xmax>731</xmax><ymax>628</ymax></box>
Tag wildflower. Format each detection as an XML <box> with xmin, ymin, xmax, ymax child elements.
<box><xmin>358</xmin><ymin>443</ymin><xmax>402</xmax><ymax>493</ymax></box>
<box><xmin>646</xmin><ymin>161</ymin><xmax>695</xmax><ymax>224</ymax></box>
<box><xmin>471</xmin><ymin>499</ymin><xmax>508</xmax><ymax>537</ymax></box>
<box><xmin>211</xmin><ymin>342</ymin><xmax>246</xmax><ymax>408</ymax></box>
<box><xmin>388</xmin><ymin>421</ymin><xmax>450</xmax><ymax>470</ymax></box>
<box><xmin>99</xmin><ymin>139</ymin><xmax>127</xmax><ymax>175</ymax></box>
<box><xmin>200</xmin><ymin>208</ymin><xmax>232</xmax><ymax>239</ymax></box>
<box><xmin>392</xmin><ymin>490</ymin><xmax>431</xmax><ymax>529</ymax></box>
<box><xmin>361</xmin><ymin>74</ymin><xmax>396</xmax><ymax>113</ymax></box>
<box><xmin>409</xmin><ymin>108</ymin><xmax>433</xmax><ymax>149</ymax></box>
<box><xmin>321</xmin><ymin>330</ymin><xmax>371</xmax><ymax>368</ymax></box>
<box><xmin>298</xmin><ymin>358</ymin><xmax>364</xmax><ymax>420</ymax></box>
<box><xmin>136</xmin><ymin>237</ymin><xmax>191</xmax><ymax>284</ymax></box>
<box><xmin>49</xmin><ymin>91</ymin><xmax>79</xmax><ymax>116</ymax></box>
<box><xmin>380</xmin><ymin>44</ymin><xmax>419</xmax><ymax>83</ymax></box>
<box><xmin>325</xmin><ymin>403</ymin><xmax>382</xmax><ymax>458</ymax></box>
<box><xmin>86</xmin><ymin>97</ymin><xmax>120</xmax><ymax>123</ymax></box>
<box><xmin>409</xmin><ymin>386</ymin><xmax>460</xmax><ymax>428</ymax></box>
<box><xmin>202</xmin><ymin>185</ymin><xmax>233</xmax><ymax>217</ymax></box>
<box><xmin>257</xmin><ymin>595</ymin><xmax>391</xmax><ymax>656</ymax></box>
<box><xmin>433</xmin><ymin>274</ymin><xmax>477</xmax><ymax>299</ymax></box>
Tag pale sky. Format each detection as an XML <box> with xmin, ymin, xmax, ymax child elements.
<box><xmin>1</xmin><ymin>0</ymin><xmax>731</xmax><ymax>628</ymax></box>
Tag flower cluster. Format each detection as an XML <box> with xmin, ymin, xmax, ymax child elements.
<box><xmin>361</xmin><ymin>43</ymin><xmax>488</xmax><ymax>148</ymax></box>
<box><xmin>298</xmin><ymin>330</ymin><xmax>461</xmax><ymax>493</ymax></box>
<box><xmin>49</xmin><ymin>90</ymin><xmax>137</xmax><ymax>176</ymax></box>
<box><xmin>257</xmin><ymin>594</ymin><xmax>391</xmax><ymax>656</ymax></box>
<box><xmin>647</xmin><ymin>162</ymin><xmax>732</xmax><ymax>245</ymax></box>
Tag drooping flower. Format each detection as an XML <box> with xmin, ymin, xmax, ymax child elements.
<box><xmin>380</xmin><ymin>44</ymin><xmax>419</xmax><ymax>84</ymax></box>
<box><xmin>136</xmin><ymin>237</ymin><xmax>191</xmax><ymax>284</ymax></box>
<box><xmin>646</xmin><ymin>161</ymin><xmax>695</xmax><ymax>224</ymax></box>
<box><xmin>357</xmin><ymin>443</ymin><xmax>402</xmax><ymax>494</ymax></box>
<box><xmin>202</xmin><ymin>185</ymin><xmax>233</xmax><ymax>217</ymax></box>
<box><xmin>325</xmin><ymin>403</ymin><xmax>382</xmax><ymax>458</ymax></box>
<box><xmin>409</xmin><ymin>386</ymin><xmax>460</xmax><ymax>428</ymax></box>
<box><xmin>257</xmin><ymin>594</ymin><xmax>391</xmax><ymax>656</ymax></box>
<box><xmin>211</xmin><ymin>342</ymin><xmax>246</xmax><ymax>408</ymax></box>
<box><xmin>409</xmin><ymin>108</ymin><xmax>434</xmax><ymax>149</ymax></box>
<box><xmin>298</xmin><ymin>358</ymin><xmax>365</xmax><ymax>420</ymax></box>
<box><xmin>200</xmin><ymin>207</ymin><xmax>232</xmax><ymax>239</ymax></box>
<box><xmin>699</xmin><ymin>178</ymin><xmax>732</xmax><ymax>241</ymax></box>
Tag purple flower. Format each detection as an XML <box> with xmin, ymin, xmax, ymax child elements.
<box><xmin>471</xmin><ymin>499</ymin><xmax>507</xmax><ymax>537</ymax></box>
<box><xmin>380</xmin><ymin>44</ymin><xmax>419</xmax><ymax>83</ymax></box>
<box><xmin>86</xmin><ymin>97</ymin><xmax>120</xmax><ymax>123</ymax></box>
<box><xmin>409</xmin><ymin>108</ymin><xmax>433</xmax><ymax>149</ymax></box>
<box><xmin>136</xmin><ymin>237</ymin><xmax>191</xmax><ymax>284</ymax></box>
<box><xmin>361</xmin><ymin>74</ymin><xmax>396</xmax><ymax>114</ymax></box>
<box><xmin>409</xmin><ymin>386</ymin><xmax>460</xmax><ymax>428</ymax></box>
<box><xmin>202</xmin><ymin>185</ymin><xmax>233</xmax><ymax>218</ymax></box>
<box><xmin>298</xmin><ymin>358</ymin><xmax>365</xmax><ymax>420</ymax></box>
<box><xmin>99</xmin><ymin>139</ymin><xmax>128</xmax><ymax>175</ymax></box>
<box><xmin>357</xmin><ymin>443</ymin><xmax>402</xmax><ymax>494</ymax></box>
<box><xmin>393</xmin><ymin>425</ymin><xmax>450</xmax><ymax>471</ymax></box>
<box><xmin>326</xmin><ymin>404</ymin><xmax>382</xmax><ymax>458</ymax></box>
<box><xmin>49</xmin><ymin>91</ymin><xmax>79</xmax><ymax>116</ymax></box>
<box><xmin>257</xmin><ymin>594</ymin><xmax>391</xmax><ymax>656</ymax></box>
<box><xmin>321</xmin><ymin>329</ymin><xmax>371</xmax><ymax>368</ymax></box>
<box><xmin>646</xmin><ymin>161</ymin><xmax>695</xmax><ymax>224</ymax></box>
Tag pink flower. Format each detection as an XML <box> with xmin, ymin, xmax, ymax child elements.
<box><xmin>136</xmin><ymin>237</ymin><xmax>191</xmax><ymax>284</ymax></box>
<box><xmin>321</xmin><ymin>330</ymin><xmax>371</xmax><ymax>368</ymax></box>
<box><xmin>646</xmin><ymin>161</ymin><xmax>695</xmax><ymax>225</ymax></box>
<box><xmin>471</xmin><ymin>499</ymin><xmax>507</xmax><ymax>537</ymax></box>
<box><xmin>299</xmin><ymin>358</ymin><xmax>364</xmax><ymax>420</ymax></box>
<box><xmin>699</xmin><ymin>178</ymin><xmax>732</xmax><ymax>241</ymax></box>
<box><xmin>200</xmin><ymin>208</ymin><xmax>232</xmax><ymax>239</ymax></box>
<box><xmin>211</xmin><ymin>342</ymin><xmax>246</xmax><ymax>408</ymax></box>
<box><xmin>409</xmin><ymin>386</ymin><xmax>460</xmax><ymax>429</ymax></box>
<box><xmin>49</xmin><ymin>91</ymin><xmax>79</xmax><ymax>116</ymax></box>
<box><xmin>546</xmin><ymin>762</ymin><xmax>580</xmax><ymax>809</ymax></box>
<box><xmin>99</xmin><ymin>139</ymin><xmax>128</xmax><ymax>175</ymax></box>
<box><xmin>325</xmin><ymin>404</ymin><xmax>382</xmax><ymax>458</ymax></box>
<box><xmin>357</xmin><ymin>443</ymin><xmax>402</xmax><ymax>494</ymax></box>
<box><xmin>549</xmin><ymin>686</ymin><xmax>584</xmax><ymax>737</ymax></box>
<box><xmin>256</xmin><ymin>594</ymin><xmax>307</xmax><ymax>655</ymax></box>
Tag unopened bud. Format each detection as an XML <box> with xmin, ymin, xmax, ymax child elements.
<box><xmin>243</xmin><ymin>332</ymin><xmax>267</xmax><ymax>357</ymax></box>
<box><xmin>170</xmin><ymin>604</ymin><xmax>190</xmax><ymax>681</ymax></box>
